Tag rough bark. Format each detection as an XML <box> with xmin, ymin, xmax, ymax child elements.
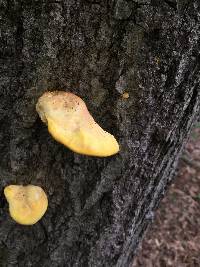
<box><xmin>0</xmin><ymin>1</ymin><xmax>200</xmax><ymax>266</ymax></box>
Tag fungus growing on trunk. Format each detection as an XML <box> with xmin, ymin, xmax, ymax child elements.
<box><xmin>36</xmin><ymin>91</ymin><xmax>119</xmax><ymax>157</ymax></box>
<box><xmin>4</xmin><ymin>185</ymin><xmax>48</xmax><ymax>225</ymax></box>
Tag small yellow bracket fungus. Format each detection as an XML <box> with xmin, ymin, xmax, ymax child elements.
<box><xmin>36</xmin><ymin>91</ymin><xmax>119</xmax><ymax>157</ymax></box>
<box><xmin>4</xmin><ymin>185</ymin><xmax>48</xmax><ymax>225</ymax></box>
<box><xmin>122</xmin><ymin>92</ymin><xmax>129</xmax><ymax>99</ymax></box>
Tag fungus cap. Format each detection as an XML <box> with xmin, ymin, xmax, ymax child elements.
<box><xmin>36</xmin><ymin>91</ymin><xmax>119</xmax><ymax>157</ymax></box>
<box><xmin>122</xmin><ymin>92</ymin><xmax>129</xmax><ymax>99</ymax></box>
<box><xmin>4</xmin><ymin>185</ymin><xmax>48</xmax><ymax>225</ymax></box>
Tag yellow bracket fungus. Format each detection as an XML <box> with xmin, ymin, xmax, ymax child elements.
<box><xmin>4</xmin><ymin>185</ymin><xmax>48</xmax><ymax>225</ymax></box>
<box><xmin>122</xmin><ymin>92</ymin><xmax>129</xmax><ymax>99</ymax></box>
<box><xmin>36</xmin><ymin>91</ymin><xmax>119</xmax><ymax>157</ymax></box>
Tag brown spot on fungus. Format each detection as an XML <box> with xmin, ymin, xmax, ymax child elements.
<box><xmin>36</xmin><ymin>91</ymin><xmax>119</xmax><ymax>157</ymax></box>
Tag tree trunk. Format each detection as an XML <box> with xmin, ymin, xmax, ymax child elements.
<box><xmin>0</xmin><ymin>1</ymin><xmax>199</xmax><ymax>266</ymax></box>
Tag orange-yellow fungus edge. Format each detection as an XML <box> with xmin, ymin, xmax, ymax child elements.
<box><xmin>4</xmin><ymin>185</ymin><xmax>48</xmax><ymax>225</ymax></box>
<box><xmin>36</xmin><ymin>91</ymin><xmax>119</xmax><ymax>157</ymax></box>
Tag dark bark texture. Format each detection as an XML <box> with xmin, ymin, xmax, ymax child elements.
<box><xmin>0</xmin><ymin>0</ymin><xmax>200</xmax><ymax>266</ymax></box>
